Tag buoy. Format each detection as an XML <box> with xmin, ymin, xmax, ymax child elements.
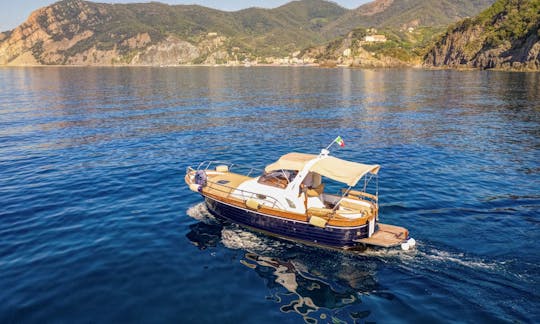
<box><xmin>401</xmin><ymin>242</ymin><xmax>410</xmax><ymax>251</ymax></box>
<box><xmin>407</xmin><ymin>238</ymin><xmax>416</xmax><ymax>247</ymax></box>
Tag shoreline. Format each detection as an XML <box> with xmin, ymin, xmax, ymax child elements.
<box><xmin>0</xmin><ymin>63</ymin><xmax>537</xmax><ymax>72</ymax></box>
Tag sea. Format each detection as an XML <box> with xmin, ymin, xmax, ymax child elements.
<box><xmin>0</xmin><ymin>67</ymin><xmax>539</xmax><ymax>323</ymax></box>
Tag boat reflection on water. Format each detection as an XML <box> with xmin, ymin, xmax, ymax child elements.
<box><xmin>186</xmin><ymin>203</ymin><xmax>394</xmax><ymax>323</ymax></box>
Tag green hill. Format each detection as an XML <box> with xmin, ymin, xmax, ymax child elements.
<box><xmin>424</xmin><ymin>0</ymin><xmax>540</xmax><ymax>70</ymax></box>
<box><xmin>323</xmin><ymin>0</ymin><xmax>495</xmax><ymax>37</ymax></box>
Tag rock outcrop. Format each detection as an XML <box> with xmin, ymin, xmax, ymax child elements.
<box><xmin>0</xmin><ymin>0</ymin><xmax>107</xmax><ymax>65</ymax></box>
<box><xmin>424</xmin><ymin>0</ymin><xmax>540</xmax><ymax>70</ymax></box>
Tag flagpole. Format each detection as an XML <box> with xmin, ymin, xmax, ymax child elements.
<box><xmin>325</xmin><ymin>136</ymin><xmax>339</xmax><ymax>151</ymax></box>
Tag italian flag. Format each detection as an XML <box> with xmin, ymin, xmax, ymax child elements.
<box><xmin>335</xmin><ymin>136</ymin><xmax>345</xmax><ymax>147</ymax></box>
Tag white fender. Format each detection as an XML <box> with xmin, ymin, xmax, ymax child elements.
<box><xmin>216</xmin><ymin>165</ymin><xmax>229</xmax><ymax>172</ymax></box>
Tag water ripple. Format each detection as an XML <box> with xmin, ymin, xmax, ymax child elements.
<box><xmin>0</xmin><ymin>67</ymin><xmax>538</xmax><ymax>323</ymax></box>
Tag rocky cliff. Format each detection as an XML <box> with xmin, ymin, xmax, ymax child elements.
<box><xmin>0</xmin><ymin>0</ymin><xmax>239</xmax><ymax>65</ymax></box>
<box><xmin>424</xmin><ymin>0</ymin><xmax>540</xmax><ymax>70</ymax></box>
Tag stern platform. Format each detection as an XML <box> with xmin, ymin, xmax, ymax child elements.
<box><xmin>355</xmin><ymin>223</ymin><xmax>409</xmax><ymax>248</ymax></box>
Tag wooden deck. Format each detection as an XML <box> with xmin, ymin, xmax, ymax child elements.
<box><xmin>356</xmin><ymin>223</ymin><xmax>409</xmax><ymax>248</ymax></box>
<box><xmin>203</xmin><ymin>172</ymin><xmax>252</xmax><ymax>198</ymax></box>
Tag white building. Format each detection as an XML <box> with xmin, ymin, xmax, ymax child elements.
<box><xmin>364</xmin><ymin>35</ymin><xmax>387</xmax><ymax>42</ymax></box>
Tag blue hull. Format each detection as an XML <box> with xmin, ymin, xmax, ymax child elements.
<box><xmin>205</xmin><ymin>197</ymin><xmax>371</xmax><ymax>249</ymax></box>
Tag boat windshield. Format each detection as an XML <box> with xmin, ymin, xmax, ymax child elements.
<box><xmin>258</xmin><ymin>170</ymin><xmax>298</xmax><ymax>189</ymax></box>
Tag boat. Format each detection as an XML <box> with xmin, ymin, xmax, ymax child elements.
<box><xmin>185</xmin><ymin>143</ymin><xmax>415</xmax><ymax>251</ymax></box>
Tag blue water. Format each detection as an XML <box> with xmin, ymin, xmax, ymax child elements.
<box><xmin>0</xmin><ymin>67</ymin><xmax>539</xmax><ymax>323</ymax></box>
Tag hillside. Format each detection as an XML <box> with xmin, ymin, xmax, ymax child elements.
<box><xmin>301</xmin><ymin>26</ymin><xmax>445</xmax><ymax>67</ymax></box>
<box><xmin>300</xmin><ymin>0</ymin><xmax>492</xmax><ymax>68</ymax></box>
<box><xmin>0</xmin><ymin>0</ymin><xmax>496</xmax><ymax>66</ymax></box>
<box><xmin>323</xmin><ymin>0</ymin><xmax>495</xmax><ymax>37</ymax></box>
<box><xmin>424</xmin><ymin>0</ymin><xmax>540</xmax><ymax>70</ymax></box>
<box><xmin>227</xmin><ymin>1</ymin><xmax>348</xmax><ymax>56</ymax></box>
<box><xmin>0</xmin><ymin>0</ymin><xmax>349</xmax><ymax>65</ymax></box>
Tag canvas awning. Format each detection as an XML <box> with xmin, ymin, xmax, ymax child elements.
<box><xmin>310</xmin><ymin>156</ymin><xmax>380</xmax><ymax>187</ymax></box>
<box><xmin>265</xmin><ymin>152</ymin><xmax>380</xmax><ymax>187</ymax></box>
<box><xmin>264</xmin><ymin>152</ymin><xmax>317</xmax><ymax>173</ymax></box>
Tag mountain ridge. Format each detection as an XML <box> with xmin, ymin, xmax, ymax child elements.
<box><xmin>0</xmin><ymin>0</ymin><xmax>496</xmax><ymax>66</ymax></box>
<box><xmin>321</xmin><ymin>0</ymin><xmax>494</xmax><ymax>37</ymax></box>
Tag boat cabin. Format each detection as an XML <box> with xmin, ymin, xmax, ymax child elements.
<box><xmin>233</xmin><ymin>150</ymin><xmax>380</xmax><ymax>217</ymax></box>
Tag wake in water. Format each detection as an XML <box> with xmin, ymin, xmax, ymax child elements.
<box><xmin>221</xmin><ymin>227</ymin><xmax>289</xmax><ymax>254</ymax></box>
<box><xmin>184</xmin><ymin>203</ymin><xmax>530</xmax><ymax>323</ymax></box>
<box><xmin>185</xmin><ymin>203</ymin><xmax>293</xmax><ymax>254</ymax></box>
<box><xmin>188</xmin><ymin>203</ymin><xmax>498</xmax><ymax>268</ymax></box>
<box><xmin>186</xmin><ymin>202</ymin><xmax>219</xmax><ymax>225</ymax></box>
<box><xmin>363</xmin><ymin>240</ymin><xmax>501</xmax><ymax>272</ymax></box>
<box><xmin>186</xmin><ymin>203</ymin><xmax>504</xmax><ymax>274</ymax></box>
<box><xmin>416</xmin><ymin>247</ymin><xmax>499</xmax><ymax>270</ymax></box>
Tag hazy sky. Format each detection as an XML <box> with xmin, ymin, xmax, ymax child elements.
<box><xmin>0</xmin><ymin>0</ymin><xmax>372</xmax><ymax>32</ymax></box>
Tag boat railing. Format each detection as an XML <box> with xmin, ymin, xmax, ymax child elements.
<box><xmin>186</xmin><ymin>161</ymin><xmax>286</xmax><ymax>210</ymax></box>
<box><xmin>341</xmin><ymin>188</ymin><xmax>378</xmax><ymax>205</ymax></box>
<box><xmin>193</xmin><ymin>160</ymin><xmax>261</xmax><ymax>178</ymax></box>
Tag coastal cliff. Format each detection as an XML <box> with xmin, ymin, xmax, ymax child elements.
<box><xmin>0</xmin><ymin>0</ymin><xmax>238</xmax><ymax>65</ymax></box>
<box><xmin>424</xmin><ymin>0</ymin><xmax>540</xmax><ymax>70</ymax></box>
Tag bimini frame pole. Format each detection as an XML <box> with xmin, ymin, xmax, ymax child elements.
<box><xmin>325</xmin><ymin>136</ymin><xmax>340</xmax><ymax>151</ymax></box>
<box><xmin>331</xmin><ymin>185</ymin><xmax>352</xmax><ymax>213</ymax></box>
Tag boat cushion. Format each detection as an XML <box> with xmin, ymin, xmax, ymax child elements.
<box><xmin>339</xmin><ymin>199</ymin><xmax>372</xmax><ymax>215</ymax></box>
<box><xmin>306</xmin><ymin>183</ymin><xmax>324</xmax><ymax>197</ymax></box>
<box><xmin>307</xmin><ymin>196</ymin><xmax>326</xmax><ymax>208</ymax></box>
<box><xmin>307</xmin><ymin>207</ymin><xmax>333</xmax><ymax>218</ymax></box>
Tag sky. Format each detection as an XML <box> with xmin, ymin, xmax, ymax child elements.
<box><xmin>0</xmin><ymin>0</ymin><xmax>372</xmax><ymax>32</ymax></box>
